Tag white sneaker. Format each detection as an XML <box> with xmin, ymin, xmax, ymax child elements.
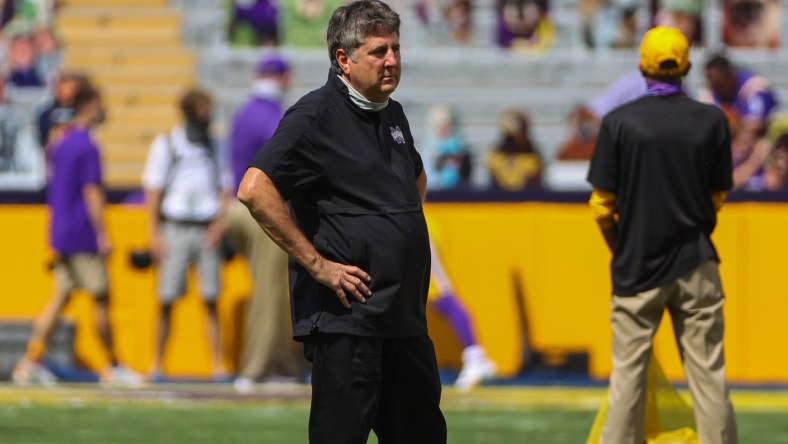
<box><xmin>103</xmin><ymin>365</ymin><xmax>145</xmax><ymax>388</ymax></box>
<box><xmin>233</xmin><ymin>376</ymin><xmax>255</xmax><ymax>394</ymax></box>
<box><xmin>12</xmin><ymin>359</ymin><xmax>58</xmax><ymax>386</ymax></box>
<box><xmin>455</xmin><ymin>345</ymin><xmax>496</xmax><ymax>391</ymax></box>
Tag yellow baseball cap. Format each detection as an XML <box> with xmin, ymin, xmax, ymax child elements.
<box><xmin>639</xmin><ymin>26</ymin><xmax>691</xmax><ymax>77</ymax></box>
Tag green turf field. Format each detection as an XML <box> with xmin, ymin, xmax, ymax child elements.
<box><xmin>1</xmin><ymin>385</ymin><xmax>786</xmax><ymax>443</ymax></box>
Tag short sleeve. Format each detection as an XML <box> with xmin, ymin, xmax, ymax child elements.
<box><xmin>141</xmin><ymin>134</ymin><xmax>172</xmax><ymax>190</ymax></box>
<box><xmin>81</xmin><ymin>144</ymin><xmax>102</xmax><ymax>187</ymax></box>
<box><xmin>587</xmin><ymin>117</ymin><xmax>619</xmax><ymax>192</ymax></box>
<box><xmin>710</xmin><ymin>113</ymin><xmax>734</xmax><ymax>192</ymax></box>
<box><xmin>251</xmin><ymin>108</ymin><xmax>324</xmax><ymax>200</ymax></box>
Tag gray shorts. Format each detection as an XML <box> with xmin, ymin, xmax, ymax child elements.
<box><xmin>54</xmin><ymin>253</ymin><xmax>109</xmax><ymax>299</ymax></box>
<box><xmin>158</xmin><ymin>221</ymin><xmax>221</xmax><ymax>304</ymax></box>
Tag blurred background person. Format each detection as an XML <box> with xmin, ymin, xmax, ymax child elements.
<box><xmin>698</xmin><ymin>53</ymin><xmax>780</xmax><ymax>189</ymax></box>
<box><xmin>142</xmin><ymin>88</ymin><xmax>233</xmax><ymax>381</ymax></box>
<box><xmin>579</xmin><ymin>0</ymin><xmax>638</xmax><ymax>49</ymax></box>
<box><xmin>496</xmin><ymin>0</ymin><xmax>555</xmax><ymax>52</ymax></box>
<box><xmin>722</xmin><ymin>0</ymin><xmax>781</xmax><ymax>48</ymax></box>
<box><xmin>762</xmin><ymin>134</ymin><xmax>788</xmax><ymax>191</ymax></box>
<box><xmin>6</xmin><ymin>32</ymin><xmax>44</xmax><ymax>88</ymax></box>
<box><xmin>226</xmin><ymin>54</ymin><xmax>303</xmax><ymax>392</ymax></box>
<box><xmin>227</xmin><ymin>0</ymin><xmax>280</xmax><ymax>47</ymax></box>
<box><xmin>35</xmin><ymin>71</ymin><xmax>90</xmax><ymax>149</ymax></box>
<box><xmin>13</xmin><ymin>85</ymin><xmax>142</xmax><ymax>386</ymax></box>
<box><xmin>426</xmin><ymin>218</ymin><xmax>496</xmax><ymax>390</ymax></box>
<box><xmin>423</xmin><ymin>104</ymin><xmax>472</xmax><ymax>190</ymax></box>
<box><xmin>488</xmin><ymin>108</ymin><xmax>542</xmax><ymax>191</ymax></box>
<box><xmin>651</xmin><ymin>0</ymin><xmax>704</xmax><ymax>45</ymax></box>
<box><xmin>415</xmin><ymin>0</ymin><xmax>473</xmax><ymax>44</ymax></box>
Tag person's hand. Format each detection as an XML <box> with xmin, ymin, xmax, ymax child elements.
<box><xmin>203</xmin><ymin>218</ymin><xmax>227</xmax><ymax>249</ymax></box>
<box><xmin>96</xmin><ymin>231</ymin><xmax>111</xmax><ymax>257</ymax></box>
<box><xmin>309</xmin><ymin>257</ymin><xmax>372</xmax><ymax>309</ymax></box>
<box><xmin>150</xmin><ymin>232</ymin><xmax>167</xmax><ymax>263</ymax></box>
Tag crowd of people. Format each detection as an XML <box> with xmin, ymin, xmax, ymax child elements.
<box><xmin>227</xmin><ymin>0</ymin><xmax>781</xmax><ymax>51</ymax></box>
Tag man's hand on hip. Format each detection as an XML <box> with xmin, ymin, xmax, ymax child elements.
<box><xmin>310</xmin><ymin>257</ymin><xmax>372</xmax><ymax>309</ymax></box>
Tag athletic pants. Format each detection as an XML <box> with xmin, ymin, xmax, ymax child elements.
<box><xmin>304</xmin><ymin>333</ymin><xmax>447</xmax><ymax>444</ymax></box>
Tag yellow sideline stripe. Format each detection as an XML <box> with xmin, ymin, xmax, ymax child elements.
<box><xmin>1</xmin><ymin>385</ymin><xmax>787</xmax><ymax>412</ymax></box>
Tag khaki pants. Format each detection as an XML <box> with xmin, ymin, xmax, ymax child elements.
<box><xmin>226</xmin><ymin>200</ymin><xmax>300</xmax><ymax>379</ymax></box>
<box><xmin>601</xmin><ymin>260</ymin><xmax>737</xmax><ymax>444</ymax></box>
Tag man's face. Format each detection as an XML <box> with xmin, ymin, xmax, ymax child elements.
<box><xmin>340</xmin><ymin>29</ymin><xmax>401</xmax><ymax>102</ymax></box>
<box><xmin>705</xmin><ymin>67</ymin><xmax>737</xmax><ymax>102</ymax></box>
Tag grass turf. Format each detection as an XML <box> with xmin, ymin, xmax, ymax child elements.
<box><xmin>1</xmin><ymin>386</ymin><xmax>786</xmax><ymax>443</ymax></box>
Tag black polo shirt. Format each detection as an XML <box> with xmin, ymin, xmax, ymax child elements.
<box><xmin>587</xmin><ymin>94</ymin><xmax>733</xmax><ymax>296</ymax></box>
<box><xmin>251</xmin><ymin>72</ymin><xmax>430</xmax><ymax>339</ymax></box>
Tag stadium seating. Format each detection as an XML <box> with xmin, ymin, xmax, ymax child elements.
<box><xmin>56</xmin><ymin>0</ymin><xmax>786</xmax><ymax>190</ymax></box>
<box><xmin>169</xmin><ymin>0</ymin><xmax>787</xmax><ymax>189</ymax></box>
<box><xmin>57</xmin><ymin>1</ymin><xmax>194</xmax><ymax>189</ymax></box>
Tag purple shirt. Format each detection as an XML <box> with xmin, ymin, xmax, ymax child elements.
<box><xmin>714</xmin><ymin>71</ymin><xmax>778</xmax><ymax>124</ymax></box>
<box><xmin>230</xmin><ymin>95</ymin><xmax>285</xmax><ymax>193</ymax></box>
<box><xmin>47</xmin><ymin>127</ymin><xmax>102</xmax><ymax>255</ymax></box>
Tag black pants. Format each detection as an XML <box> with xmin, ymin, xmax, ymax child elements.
<box><xmin>304</xmin><ymin>334</ymin><xmax>447</xmax><ymax>444</ymax></box>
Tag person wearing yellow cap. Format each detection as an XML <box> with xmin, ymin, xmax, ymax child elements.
<box><xmin>586</xmin><ymin>26</ymin><xmax>738</xmax><ymax>443</ymax></box>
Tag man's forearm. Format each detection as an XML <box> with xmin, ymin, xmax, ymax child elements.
<box><xmin>83</xmin><ymin>184</ymin><xmax>106</xmax><ymax>234</ymax></box>
<box><xmin>145</xmin><ymin>189</ymin><xmax>164</xmax><ymax>235</ymax></box>
<box><xmin>238</xmin><ymin>168</ymin><xmax>322</xmax><ymax>272</ymax></box>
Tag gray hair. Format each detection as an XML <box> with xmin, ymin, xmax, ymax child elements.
<box><xmin>326</xmin><ymin>0</ymin><xmax>400</xmax><ymax>75</ymax></box>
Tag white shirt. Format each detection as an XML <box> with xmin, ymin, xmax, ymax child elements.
<box><xmin>142</xmin><ymin>126</ymin><xmax>232</xmax><ymax>222</ymax></box>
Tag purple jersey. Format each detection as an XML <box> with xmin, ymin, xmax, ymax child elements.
<box><xmin>699</xmin><ymin>70</ymin><xmax>779</xmax><ymax>126</ymax></box>
<box><xmin>230</xmin><ymin>95</ymin><xmax>284</xmax><ymax>193</ymax></box>
<box><xmin>47</xmin><ymin>127</ymin><xmax>102</xmax><ymax>255</ymax></box>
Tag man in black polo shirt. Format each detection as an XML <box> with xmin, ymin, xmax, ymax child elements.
<box><xmin>587</xmin><ymin>27</ymin><xmax>737</xmax><ymax>443</ymax></box>
<box><xmin>237</xmin><ymin>1</ymin><xmax>446</xmax><ymax>443</ymax></box>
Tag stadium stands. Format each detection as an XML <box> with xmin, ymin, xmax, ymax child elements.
<box><xmin>57</xmin><ymin>0</ymin><xmax>195</xmax><ymax>188</ymax></box>
<box><xmin>43</xmin><ymin>0</ymin><xmax>787</xmax><ymax>189</ymax></box>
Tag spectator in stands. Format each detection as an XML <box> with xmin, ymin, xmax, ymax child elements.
<box><xmin>579</xmin><ymin>0</ymin><xmax>638</xmax><ymax>49</ymax></box>
<box><xmin>228</xmin><ymin>0</ymin><xmax>280</xmax><ymax>47</ymax></box>
<box><xmin>12</xmin><ymin>85</ymin><xmax>143</xmax><ymax>386</ymax></box>
<box><xmin>556</xmin><ymin>105</ymin><xmax>599</xmax><ymax>161</ymax></box>
<box><xmin>652</xmin><ymin>0</ymin><xmax>704</xmax><ymax>45</ymax></box>
<box><xmin>415</xmin><ymin>0</ymin><xmax>473</xmax><ymax>44</ymax></box>
<box><xmin>6</xmin><ymin>32</ymin><xmax>44</xmax><ymax>87</ymax></box>
<box><xmin>227</xmin><ymin>54</ymin><xmax>302</xmax><ymax>393</ymax></box>
<box><xmin>496</xmin><ymin>0</ymin><xmax>555</xmax><ymax>52</ymax></box>
<box><xmin>423</xmin><ymin>104</ymin><xmax>472</xmax><ymax>190</ymax></box>
<box><xmin>762</xmin><ymin>134</ymin><xmax>788</xmax><ymax>191</ymax></box>
<box><xmin>35</xmin><ymin>71</ymin><xmax>91</xmax><ymax>149</ymax></box>
<box><xmin>142</xmin><ymin>88</ymin><xmax>233</xmax><ymax>381</ymax></box>
<box><xmin>488</xmin><ymin>108</ymin><xmax>542</xmax><ymax>190</ymax></box>
<box><xmin>698</xmin><ymin>54</ymin><xmax>780</xmax><ymax>189</ymax></box>
<box><xmin>722</xmin><ymin>0</ymin><xmax>781</xmax><ymax>48</ymax></box>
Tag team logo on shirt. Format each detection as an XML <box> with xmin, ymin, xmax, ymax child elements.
<box><xmin>389</xmin><ymin>126</ymin><xmax>406</xmax><ymax>144</ymax></box>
